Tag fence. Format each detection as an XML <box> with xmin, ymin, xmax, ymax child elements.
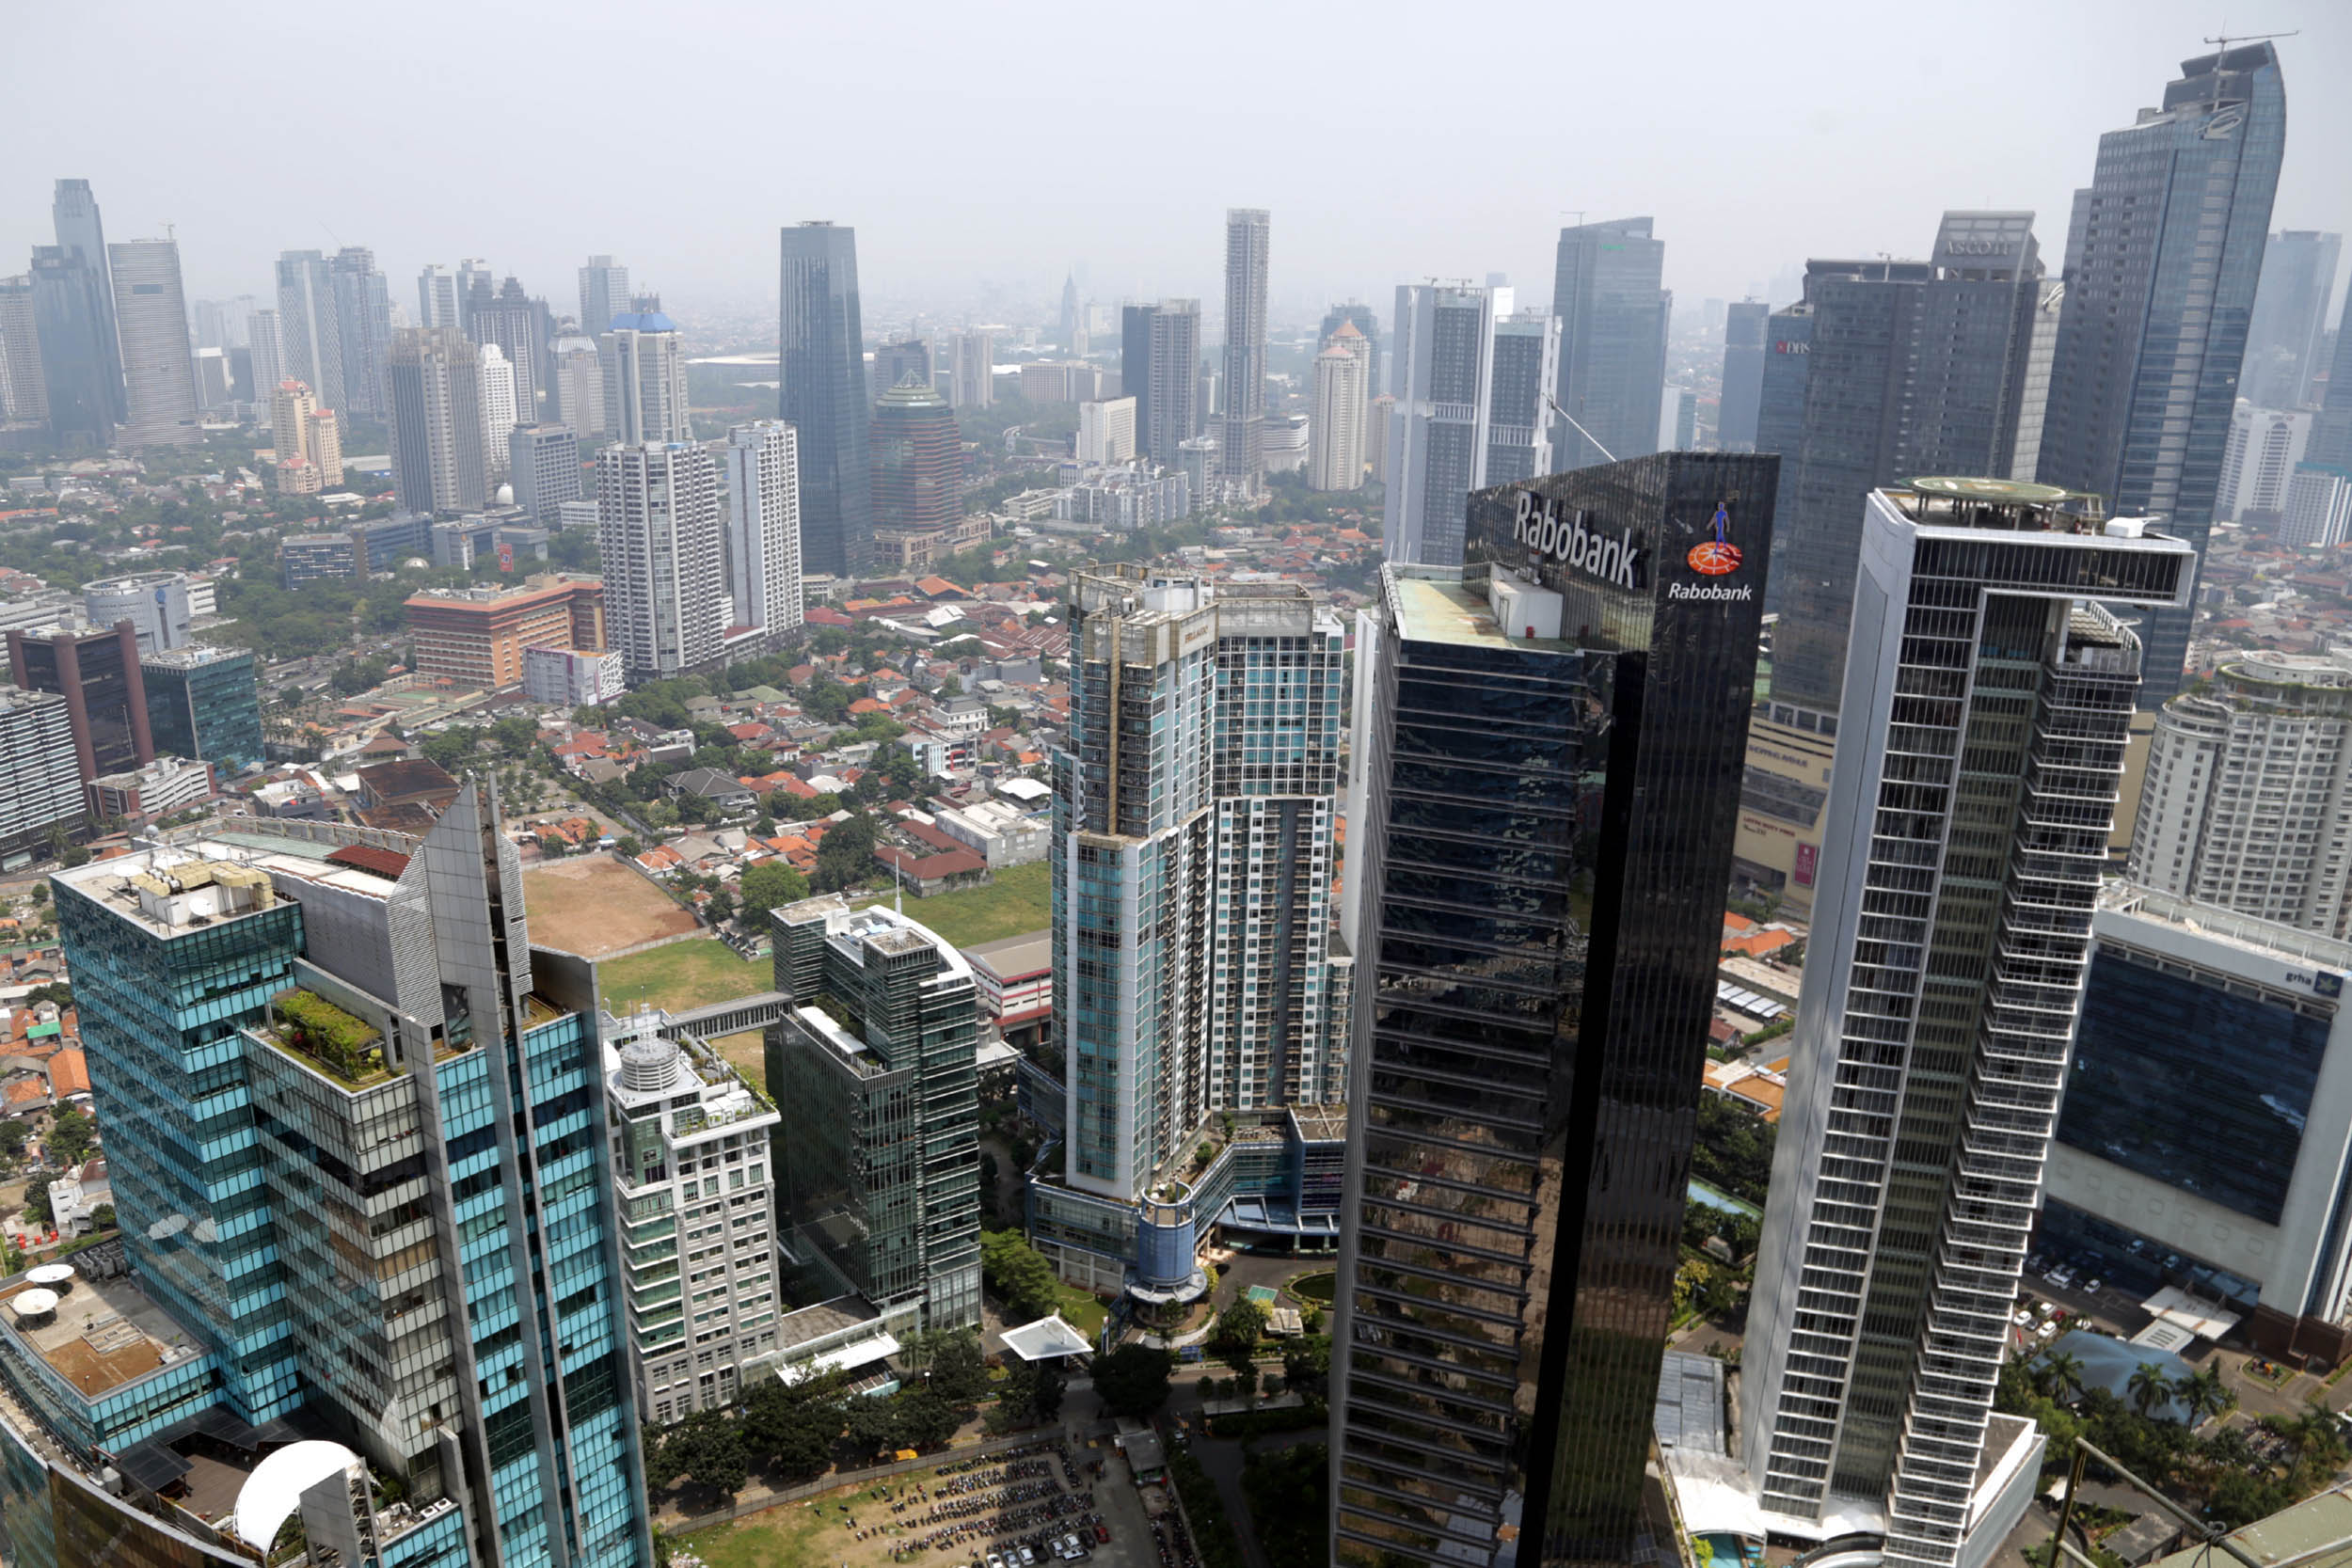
<box><xmin>663</xmin><ymin>1419</ymin><xmax>1119</xmax><ymax>1538</ymax></box>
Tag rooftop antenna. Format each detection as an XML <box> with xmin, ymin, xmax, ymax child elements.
<box><xmin>2200</xmin><ymin>28</ymin><xmax>2296</xmax><ymax>108</ymax></box>
<box><xmin>1544</xmin><ymin>392</ymin><xmax>1617</xmax><ymax>465</ymax></box>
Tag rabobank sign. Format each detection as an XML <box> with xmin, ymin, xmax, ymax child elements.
<box><xmin>1513</xmin><ymin>492</ymin><xmax>1645</xmax><ymax>591</ymax></box>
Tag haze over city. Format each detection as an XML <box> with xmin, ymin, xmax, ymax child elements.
<box><xmin>8</xmin><ymin>0</ymin><xmax>2350</xmax><ymax>325</ymax></box>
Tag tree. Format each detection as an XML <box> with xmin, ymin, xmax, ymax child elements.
<box><xmin>2040</xmin><ymin>1350</ymin><xmax>2086</xmax><ymax>1403</ymax></box>
<box><xmin>890</xmin><ymin>1389</ymin><xmax>961</xmax><ymax>1451</ymax></box>
<box><xmin>46</xmin><ymin>1108</ymin><xmax>93</xmax><ymax>1168</ymax></box>
<box><xmin>1242</xmin><ymin>1444</ymin><xmax>1329</xmax><ymax>1568</ymax></box>
<box><xmin>999</xmin><ymin>1356</ymin><xmax>1066</xmax><ymax>1427</ymax></box>
<box><xmin>1209</xmin><ymin>1299</ymin><xmax>1267</xmax><ymax>1373</ymax></box>
<box><xmin>740</xmin><ymin>1370</ymin><xmax>848</xmax><ymax>1481</ymax></box>
<box><xmin>2176</xmin><ymin>1364</ymin><xmax>2232</xmax><ymax>1426</ymax></box>
<box><xmin>814</xmin><ymin>810</ymin><xmax>880</xmax><ymax>894</ymax></box>
<box><xmin>979</xmin><ymin>1228</ymin><xmax>1061</xmax><ymax>1324</ymax></box>
<box><xmin>651</xmin><ymin>1408</ymin><xmax>746</xmax><ymax>1497</ymax></box>
<box><xmin>1092</xmin><ymin>1344</ymin><xmax>1174</xmax><ymax>1418</ymax></box>
<box><xmin>919</xmin><ymin>1329</ymin><xmax>992</xmax><ymax>1404</ymax></box>
<box><xmin>704</xmin><ymin>887</ymin><xmax>737</xmax><ymax>925</ymax></box>
<box><xmin>27</xmin><ymin>884</ymin><xmax>47</xmax><ymax>907</ymax></box>
<box><xmin>739</xmin><ymin>861</ymin><xmax>811</xmax><ymax>926</ymax></box>
<box><xmin>421</xmin><ymin>730</ymin><xmax>475</xmax><ymax>773</ymax></box>
<box><xmin>1281</xmin><ymin>1335</ymin><xmax>1331</xmax><ymax>1398</ymax></box>
<box><xmin>614</xmin><ymin>835</ymin><xmax>642</xmax><ymax>861</ymax></box>
<box><xmin>2127</xmin><ymin>1362</ymin><xmax>2173</xmax><ymax>1420</ymax></box>
<box><xmin>21</xmin><ymin>1183</ymin><xmax>51</xmax><ymax>1227</ymax></box>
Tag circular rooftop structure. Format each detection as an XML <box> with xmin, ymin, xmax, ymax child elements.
<box><xmin>1906</xmin><ymin>476</ymin><xmax>2074</xmax><ymax>504</ymax></box>
<box><xmin>618</xmin><ymin>1034</ymin><xmax>682</xmax><ymax>1094</ymax></box>
<box><xmin>24</xmin><ymin>1263</ymin><xmax>73</xmax><ymax>1290</ymax></box>
<box><xmin>231</xmin><ymin>1441</ymin><xmax>364</xmax><ymax>1552</ymax></box>
<box><xmin>10</xmin><ymin>1289</ymin><xmax>58</xmax><ymax>1319</ymax></box>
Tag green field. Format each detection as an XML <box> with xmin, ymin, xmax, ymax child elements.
<box><xmin>597</xmin><ymin>939</ymin><xmax>768</xmax><ymax>1016</ymax></box>
<box><xmin>866</xmin><ymin>861</ymin><xmax>1051</xmax><ymax>949</ymax></box>
<box><xmin>1289</xmin><ymin>1271</ymin><xmax>1337</xmax><ymax>1305</ymax></box>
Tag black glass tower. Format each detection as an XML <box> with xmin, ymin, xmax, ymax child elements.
<box><xmin>1331</xmin><ymin>451</ymin><xmax>1776</xmax><ymax>1568</ymax></box>
<box><xmin>779</xmin><ymin>222</ymin><xmax>876</xmax><ymax>580</ymax></box>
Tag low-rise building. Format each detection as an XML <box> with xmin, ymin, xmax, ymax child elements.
<box><xmin>89</xmin><ymin>755</ymin><xmax>215</xmax><ymax>822</ymax></box>
<box><xmin>522</xmin><ymin>643</ymin><xmax>624</xmax><ymax>707</ymax></box>
<box><xmin>962</xmin><ymin>929</ymin><xmax>1050</xmax><ymax>1048</ymax></box>
<box><xmin>279</xmin><ymin>531</ymin><xmax>364</xmax><ymax>586</ymax></box>
<box><xmin>931</xmin><ymin>798</ymin><xmax>1046</xmax><ymax>866</ymax></box>
<box><xmin>405</xmin><ymin>574</ymin><xmax>605</xmax><ymax>691</ymax></box>
<box><xmin>602</xmin><ymin>1006</ymin><xmax>784</xmax><ymax>1422</ymax></box>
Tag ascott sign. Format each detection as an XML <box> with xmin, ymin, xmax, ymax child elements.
<box><xmin>1513</xmin><ymin>491</ymin><xmax>1645</xmax><ymax>590</ymax></box>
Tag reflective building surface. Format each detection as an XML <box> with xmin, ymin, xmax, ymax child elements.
<box><xmin>779</xmin><ymin>222</ymin><xmax>876</xmax><ymax>579</ymax></box>
<box><xmin>1331</xmin><ymin>452</ymin><xmax>1775</xmax><ymax>1568</ymax></box>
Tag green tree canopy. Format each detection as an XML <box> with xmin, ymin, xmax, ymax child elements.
<box><xmin>1092</xmin><ymin>1344</ymin><xmax>1173</xmax><ymax>1418</ymax></box>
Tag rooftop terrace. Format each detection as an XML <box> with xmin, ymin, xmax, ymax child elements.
<box><xmin>0</xmin><ymin>1271</ymin><xmax>201</xmax><ymax>1401</ymax></box>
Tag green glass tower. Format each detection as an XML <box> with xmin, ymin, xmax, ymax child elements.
<box><xmin>141</xmin><ymin>645</ymin><xmax>263</xmax><ymax>775</ymax></box>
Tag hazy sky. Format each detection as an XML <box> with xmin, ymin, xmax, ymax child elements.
<box><xmin>9</xmin><ymin>0</ymin><xmax>2350</xmax><ymax>333</ymax></box>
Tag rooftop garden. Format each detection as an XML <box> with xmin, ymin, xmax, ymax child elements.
<box><xmin>267</xmin><ymin>989</ymin><xmax>390</xmax><ymax>1087</ymax></box>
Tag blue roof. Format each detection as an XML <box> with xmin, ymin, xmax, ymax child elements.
<box><xmin>609</xmin><ymin>310</ymin><xmax>675</xmax><ymax>333</ymax></box>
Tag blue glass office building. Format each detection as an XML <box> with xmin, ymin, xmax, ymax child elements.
<box><xmin>2036</xmin><ymin>43</ymin><xmax>2286</xmax><ymax>705</ymax></box>
<box><xmin>2042</xmin><ymin>884</ymin><xmax>2352</xmax><ymax>1359</ymax></box>
<box><xmin>46</xmin><ymin>787</ymin><xmax>652</xmax><ymax>1568</ymax></box>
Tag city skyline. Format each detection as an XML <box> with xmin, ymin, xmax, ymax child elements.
<box><xmin>4</xmin><ymin>4</ymin><xmax>2345</xmax><ymax>328</ymax></box>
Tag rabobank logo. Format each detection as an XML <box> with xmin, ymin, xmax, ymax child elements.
<box><xmin>1513</xmin><ymin>492</ymin><xmax>1645</xmax><ymax>590</ymax></box>
<box><xmin>1668</xmin><ymin>580</ymin><xmax>1753</xmax><ymax>602</ymax></box>
<box><xmin>1685</xmin><ymin>502</ymin><xmax>1742</xmax><ymax>577</ymax></box>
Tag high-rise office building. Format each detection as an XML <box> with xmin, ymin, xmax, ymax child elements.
<box><xmin>510</xmin><ymin>422</ymin><xmax>582</xmax><ymax>527</ymax></box>
<box><xmin>1310</xmin><ymin>341</ymin><xmax>1365</xmax><ymax>491</ymax></box>
<box><xmin>723</xmin><ymin>420</ymin><xmax>803</xmax><ymax>638</ymax></box>
<box><xmin>329</xmin><ymin>246</ymin><xmax>391</xmax><ymax>418</ymax></box>
<box><xmin>603</xmin><ymin>1005</ymin><xmax>784</xmax><ymax>1419</ymax></box>
<box><xmin>472</xmin><ymin>277</ymin><xmax>544</xmax><ymax>420</ymax></box>
<box><xmin>1077</xmin><ymin>396</ymin><xmax>1137</xmax><ymax>466</ymax></box>
<box><xmin>0</xmin><ymin>275</ymin><xmax>48</xmax><ymax>423</ymax></box>
<box><xmin>105</xmin><ymin>237</ymin><xmax>201</xmax><ymax>448</ymax></box>
<box><xmin>2042</xmin><ymin>883</ymin><xmax>2352</xmax><ymax>1359</ymax></box>
<box><xmin>1128</xmin><ymin>300</ymin><xmax>1200</xmax><ymax>464</ymax></box>
<box><xmin>7</xmin><ymin>621</ymin><xmax>153</xmax><ymax>791</ymax></box>
<box><xmin>2007</xmin><ymin>279</ymin><xmax>2068</xmax><ymax>483</ymax></box>
<box><xmin>1773</xmin><ymin>215</ymin><xmax>2045</xmax><ymax>723</ymax></box>
<box><xmin>1027</xmin><ymin>569</ymin><xmax>1346</xmax><ymax>1289</ymax></box>
<box><xmin>1720</xmin><ymin>299</ymin><xmax>1771</xmax><ymax>451</ymax></box>
<box><xmin>1329</xmin><ymin>452</ymin><xmax>1775</xmax><ymax>1568</ymax></box>
<box><xmin>1221</xmin><ymin>208</ymin><xmax>1270</xmax><ymax>491</ymax></box>
<box><xmin>1485</xmin><ymin>309</ymin><xmax>1560</xmax><ymax>485</ymax></box>
<box><xmin>1551</xmin><ymin>217</ymin><xmax>1670</xmax><ymax>469</ymax></box>
<box><xmin>388</xmin><ymin>327</ymin><xmax>488</xmax><ymax>515</ymax></box>
<box><xmin>869</xmin><ymin>381</ymin><xmax>962</xmax><ymax>535</ymax></box>
<box><xmin>405</xmin><ymin>575</ymin><xmax>605</xmax><ymax>689</ymax></box>
<box><xmin>1059</xmin><ymin>271</ymin><xmax>1082</xmax><ymax>349</ymax></box>
<box><xmin>1751</xmin><ymin>283</ymin><xmax>1832</xmax><ymax>614</ymax></box>
<box><xmin>27</xmin><ymin>245</ymin><xmax>117</xmax><ymax>447</ymax></box>
<box><xmin>601</xmin><ymin>309</ymin><xmax>691</xmax><ymax>444</ymax></box>
<box><xmin>276</xmin><ymin>248</ymin><xmax>347</xmax><ymax>415</ymax></box>
<box><xmin>50</xmin><ymin>179</ymin><xmax>123</xmax><ymax>422</ymax></box>
<box><xmin>601</xmin><ymin>440</ymin><xmax>723</xmax><ymax>680</ymax></box>
<box><xmin>270</xmin><ymin>376</ymin><xmax>344</xmax><ymax>492</ymax></box>
<box><xmin>1320</xmin><ymin>301</ymin><xmax>1379</xmax><ymax>396</ymax></box>
<box><xmin>0</xmin><ymin>688</ymin><xmax>86</xmax><ymax>859</ymax></box>
<box><xmin>549</xmin><ymin>325</ymin><xmax>607</xmax><ymax>439</ymax></box>
<box><xmin>2243</xmin><ymin>231</ymin><xmax>2342</xmax><ymax>410</ymax></box>
<box><xmin>54</xmin><ymin>790</ymin><xmax>655</xmax><ymax>1568</ymax></box>
<box><xmin>2037</xmin><ymin>43</ymin><xmax>2286</xmax><ymax>706</ymax></box>
<box><xmin>872</xmin><ymin>337</ymin><xmax>931</xmax><ymax>405</ymax></box>
<box><xmin>419</xmin><ymin>262</ymin><xmax>460</xmax><ymax>330</ymax></box>
<box><xmin>1743</xmin><ymin>481</ymin><xmax>2195</xmax><ymax>1568</ymax></box>
<box><xmin>1122</xmin><ymin>305</ymin><xmax>1154</xmax><ymax>445</ymax></box>
<box><xmin>84</xmin><ymin>570</ymin><xmax>194</xmax><ymax>654</ymax></box>
<box><xmin>140</xmin><ymin>643</ymin><xmax>263</xmax><ymax>774</ymax></box>
<box><xmin>194</xmin><ymin>292</ymin><xmax>257</xmax><ymax>350</ymax></box>
<box><xmin>455</xmin><ymin>257</ymin><xmax>493</xmax><ymax>335</ymax></box>
<box><xmin>950</xmin><ymin>328</ymin><xmax>994</xmax><ymax>409</ymax></box>
<box><xmin>246</xmin><ymin>308</ymin><xmax>284</xmax><ymax>422</ymax></box>
<box><xmin>480</xmin><ymin>341</ymin><xmax>518</xmax><ymax>476</ymax></box>
<box><xmin>2128</xmin><ymin>648</ymin><xmax>2352</xmax><ymax>932</ymax></box>
<box><xmin>580</xmin><ymin>254</ymin><xmax>629</xmax><ymax>335</ymax></box>
<box><xmin>2217</xmin><ymin>401</ymin><xmax>2312</xmax><ymax>521</ymax></box>
<box><xmin>769</xmin><ymin>897</ymin><xmax>982</xmax><ymax>1333</ymax></box>
<box><xmin>780</xmin><ymin>222</ymin><xmax>875</xmax><ymax>580</ymax></box>
<box><xmin>2296</xmin><ymin>279</ymin><xmax>2352</xmax><ymax>480</ymax></box>
<box><xmin>1384</xmin><ymin>282</ymin><xmax>1496</xmax><ymax>566</ymax></box>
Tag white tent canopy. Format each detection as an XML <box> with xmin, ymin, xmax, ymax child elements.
<box><xmin>231</xmin><ymin>1441</ymin><xmax>363</xmax><ymax>1551</ymax></box>
<box><xmin>1000</xmin><ymin>1315</ymin><xmax>1092</xmax><ymax>1361</ymax></box>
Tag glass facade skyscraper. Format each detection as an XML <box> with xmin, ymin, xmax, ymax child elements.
<box><xmin>768</xmin><ymin>896</ymin><xmax>982</xmax><ymax>1333</ymax></box>
<box><xmin>1742</xmin><ymin>482</ymin><xmax>2195</xmax><ymax>1568</ymax></box>
<box><xmin>1384</xmin><ymin>283</ymin><xmax>1497</xmax><ymax>567</ymax></box>
<box><xmin>141</xmin><ymin>645</ymin><xmax>263</xmax><ymax>775</ymax></box>
<box><xmin>1485</xmin><ymin>310</ymin><xmax>1561</xmax><ymax>488</ymax></box>
<box><xmin>48</xmin><ymin>786</ymin><xmax>653</xmax><ymax>1568</ymax></box>
<box><xmin>779</xmin><ymin>222</ymin><xmax>876</xmax><ymax>579</ymax></box>
<box><xmin>1550</xmin><ymin>218</ymin><xmax>1670</xmax><ymax>470</ymax></box>
<box><xmin>2036</xmin><ymin>43</ymin><xmax>2286</xmax><ymax>706</ymax></box>
<box><xmin>1329</xmin><ymin>452</ymin><xmax>1776</xmax><ymax>1568</ymax></box>
<box><xmin>1773</xmin><ymin>215</ymin><xmax>2044</xmax><ymax>724</ymax></box>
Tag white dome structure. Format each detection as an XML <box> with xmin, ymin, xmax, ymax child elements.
<box><xmin>231</xmin><ymin>1441</ymin><xmax>365</xmax><ymax>1551</ymax></box>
